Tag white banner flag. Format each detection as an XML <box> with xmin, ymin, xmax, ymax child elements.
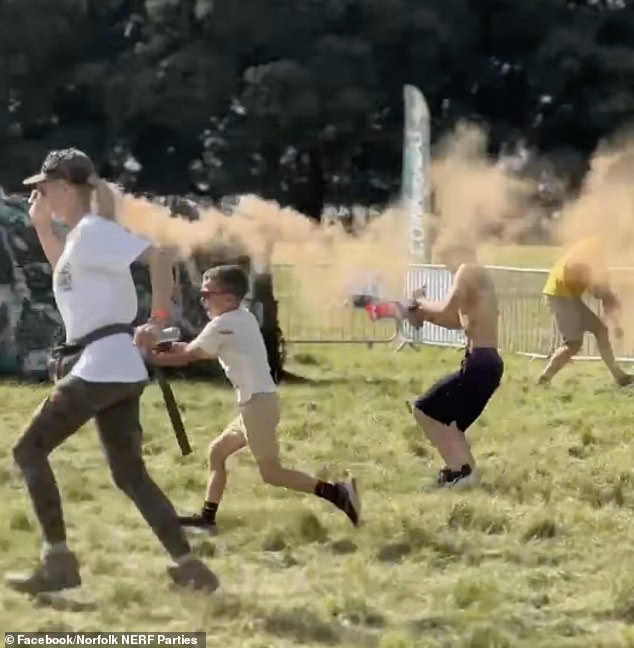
<box><xmin>401</xmin><ymin>85</ymin><xmax>431</xmax><ymax>263</ymax></box>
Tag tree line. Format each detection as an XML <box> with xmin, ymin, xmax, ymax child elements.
<box><xmin>1</xmin><ymin>0</ymin><xmax>633</xmax><ymax>219</ymax></box>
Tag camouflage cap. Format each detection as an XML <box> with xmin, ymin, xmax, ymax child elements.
<box><xmin>22</xmin><ymin>148</ymin><xmax>98</xmax><ymax>187</ymax></box>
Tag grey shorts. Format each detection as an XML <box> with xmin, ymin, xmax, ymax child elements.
<box><xmin>546</xmin><ymin>295</ymin><xmax>604</xmax><ymax>344</ymax></box>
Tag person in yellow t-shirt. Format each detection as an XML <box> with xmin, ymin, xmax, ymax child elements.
<box><xmin>538</xmin><ymin>237</ymin><xmax>632</xmax><ymax>386</ymax></box>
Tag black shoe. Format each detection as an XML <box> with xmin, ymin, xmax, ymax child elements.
<box><xmin>334</xmin><ymin>478</ymin><xmax>361</xmax><ymax>526</ymax></box>
<box><xmin>5</xmin><ymin>551</ymin><xmax>81</xmax><ymax>595</ymax></box>
<box><xmin>437</xmin><ymin>466</ymin><xmax>454</xmax><ymax>486</ymax></box>
<box><xmin>436</xmin><ymin>464</ymin><xmax>478</xmax><ymax>488</ymax></box>
<box><xmin>167</xmin><ymin>557</ymin><xmax>220</xmax><ymax>592</ymax></box>
<box><xmin>178</xmin><ymin>513</ymin><xmax>216</xmax><ymax>532</ymax></box>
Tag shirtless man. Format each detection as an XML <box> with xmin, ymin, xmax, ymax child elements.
<box><xmin>403</xmin><ymin>243</ymin><xmax>503</xmax><ymax>487</ymax></box>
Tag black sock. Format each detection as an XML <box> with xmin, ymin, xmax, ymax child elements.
<box><xmin>201</xmin><ymin>501</ymin><xmax>218</xmax><ymax>523</ymax></box>
<box><xmin>314</xmin><ymin>480</ymin><xmax>340</xmax><ymax>504</ymax></box>
<box><xmin>446</xmin><ymin>465</ymin><xmax>472</xmax><ymax>478</ymax></box>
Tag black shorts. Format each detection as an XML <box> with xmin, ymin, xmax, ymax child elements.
<box><xmin>414</xmin><ymin>347</ymin><xmax>504</xmax><ymax>432</ymax></box>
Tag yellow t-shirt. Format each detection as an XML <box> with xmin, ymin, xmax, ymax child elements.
<box><xmin>543</xmin><ymin>238</ymin><xmax>606</xmax><ymax>298</ymax></box>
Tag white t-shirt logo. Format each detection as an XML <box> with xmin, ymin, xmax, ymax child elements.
<box><xmin>56</xmin><ymin>262</ymin><xmax>73</xmax><ymax>292</ymax></box>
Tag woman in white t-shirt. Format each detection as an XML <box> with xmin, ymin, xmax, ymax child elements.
<box><xmin>5</xmin><ymin>148</ymin><xmax>218</xmax><ymax>595</ymax></box>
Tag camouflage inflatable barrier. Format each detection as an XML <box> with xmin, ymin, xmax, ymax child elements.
<box><xmin>0</xmin><ymin>197</ymin><xmax>286</xmax><ymax>382</ymax></box>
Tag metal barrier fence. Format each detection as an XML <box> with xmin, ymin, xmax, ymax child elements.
<box><xmin>272</xmin><ymin>264</ymin><xmax>399</xmax><ymax>345</ymax></box>
<box><xmin>274</xmin><ymin>262</ymin><xmax>634</xmax><ymax>361</ymax></box>
<box><xmin>400</xmin><ymin>264</ymin><xmax>634</xmax><ymax>360</ymax></box>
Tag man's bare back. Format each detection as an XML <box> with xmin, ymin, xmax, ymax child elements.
<box><xmin>455</xmin><ymin>263</ymin><xmax>499</xmax><ymax>350</ymax></box>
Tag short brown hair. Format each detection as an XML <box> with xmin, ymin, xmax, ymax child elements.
<box><xmin>202</xmin><ymin>265</ymin><xmax>249</xmax><ymax>301</ymax></box>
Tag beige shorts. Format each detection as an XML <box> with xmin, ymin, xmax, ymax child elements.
<box><xmin>546</xmin><ymin>295</ymin><xmax>603</xmax><ymax>343</ymax></box>
<box><xmin>220</xmin><ymin>392</ymin><xmax>280</xmax><ymax>461</ymax></box>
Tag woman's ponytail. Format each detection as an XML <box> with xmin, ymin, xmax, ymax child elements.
<box><xmin>92</xmin><ymin>178</ymin><xmax>120</xmax><ymax>221</ymax></box>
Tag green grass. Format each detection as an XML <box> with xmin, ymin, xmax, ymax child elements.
<box><xmin>2</xmin><ymin>344</ymin><xmax>634</xmax><ymax>647</ymax></box>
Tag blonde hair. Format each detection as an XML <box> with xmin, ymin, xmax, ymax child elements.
<box><xmin>75</xmin><ymin>176</ymin><xmax>120</xmax><ymax>222</ymax></box>
<box><xmin>92</xmin><ymin>178</ymin><xmax>119</xmax><ymax>221</ymax></box>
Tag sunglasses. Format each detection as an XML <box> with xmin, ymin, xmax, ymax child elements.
<box><xmin>200</xmin><ymin>288</ymin><xmax>230</xmax><ymax>299</ymax></box>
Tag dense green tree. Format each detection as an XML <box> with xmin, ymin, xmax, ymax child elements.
<box><xmin>1</xmin><ymin>0</ymin><xmax>633</xmax><ymax>213</ymax></box>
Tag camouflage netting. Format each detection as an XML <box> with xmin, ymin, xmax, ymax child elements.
<box><xmin>0</xmin><ymin>197</ymin><xmax>286</xmax><ymax>382</ymax></box>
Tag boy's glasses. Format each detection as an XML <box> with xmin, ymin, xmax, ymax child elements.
<box><xmin>200</xmin><ymin>289</ymin><xmax>229</xmax><ymax>299</ymax></box>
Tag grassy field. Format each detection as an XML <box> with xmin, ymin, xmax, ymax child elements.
<box><xmin>2</xmin><ymin>341</ymin><xmax>634</xmax><ymax>647</ymax></box>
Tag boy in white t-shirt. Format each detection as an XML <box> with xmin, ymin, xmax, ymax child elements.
<box><xmin>150</xmin><ymin>265</ymin><xmax>360</xmax><ymax>531</ymax></box>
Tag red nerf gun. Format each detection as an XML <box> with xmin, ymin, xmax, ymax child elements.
<box><xmin>361</xmin><ymin>287</ymin><xmax>426</xmax><ymax>322</ymax></box>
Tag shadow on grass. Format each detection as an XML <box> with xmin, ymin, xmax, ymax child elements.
<box><xmin>279</xmin><ymin>371</ymin><xmax>351</xmax><ymax>386</ymax></box>
<box><xmin>263</xmin><ymin>604</ymin><xmax>386</xmax><ymax>646</ymax></box>
<box><xmin>153</xmin><ymin>369</ymin><xmax>359</xmax><ymax>388</ymax></box>
<box><xmin>0</xmin><ymin>367</ymin><xmax>395</xmax><ymax>390</ymax></box>
<box><xmin>264</xmin><ymin>607</ymin><xmax>341</xmax><ymax>645</ymax></box>
<box><xmin>0</xmin><ymin>374</ymin><xmax>48</xmax><ymax>387</ymax></box>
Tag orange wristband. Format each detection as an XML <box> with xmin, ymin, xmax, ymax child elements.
<box><xmin>151</xmin><ymin>310</ymin><xmax>170</xmax><ymax>319</ymax></box>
